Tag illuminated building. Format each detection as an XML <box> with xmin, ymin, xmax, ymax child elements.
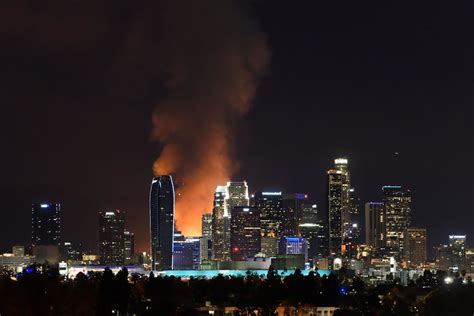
<box><xmin>149</xmin><ymin>175</ymin><xmax>175</xmax><ymax>270</ymax></box>
<box><xmin>365</xmin><ymin>202</ymin><xmax>386</xmax><ymax>249</ymax></box>
<box><xmin>403</xmin><ymin>228</ymin><xmax>427</xmax><ymax>267</ymax></box>
<box><xmin>211</xmin><ymin>182</ymin><xmax>249</xmax><ymax>261</ymax></box>
<box><xmin>327</xmin><ymin>158</ymin><xmax>351</xmax><ymax>256</ymax></box>
<box><xmin>32</xmin><ymin>203</ymin><xmax>61</xmax><ymax>247</ymax></box>
<box><xmin>465</xmin><ymin>248</ymin><xmax>474</xmax><ymax>272</ymax></box>
<box><xmin>173</xmin><ymin>237</ymin><xmax>200</xmax><ymax>270</ymax></box>
<box><xmin>435</xmin><ymin>244</ymin><xmax>451</xmax><ymax>271</ymax></box>
<box><xmin>99</xmin><ymin>209</ymin><xmax>125</xmax><ymax>265</ymax></box>
<box><xmin>224</xmin><ymin>182</ymin><xmax>249</xmax><ymax>260</ymax></box>
<box><xmin>201</xmin><ymin>213</ymin><xmax>213</xmax><ymax>263</ymax></box>
<box><xmin>62</xmin><ymin>242</ymin><xmax>83</xmax><ymax>261</ymax></box>
<box><xmin>212</xmin><ymin>186</ymin><xmax>227</xmax><ymax>261</ymax></box>
<box><xmin>282</xmin><ymin>193</ymin><xmax>308</xmax><ymax>236</ymax></box>
<box><xmin>279</xmin><ymin>236</ymin><xmax>308</xmax><ymax>262</ymax></box>
<box><xmin>12</xmin><ymin>246</ymin><xmax>25</xmax><ymax>257</ymax></box>
<box><xmin>260</xmin><ymin>237</ymin><xmax>278</xmax><ymax>257</ymax></box>
<box><xmin>298</xmin><ymin>203</ymin><xmax>326</xmax><ymax>266</ymax></box>
<box><xmin>382</xmin><ymin>185</ymin><xmax>411</xmax><ymax>257</ymax></box>
<box><xmin>230</xmin><ymin>206</ymin><xmax>261</xmax><ymax>261</ymax></box>
<box><xmin>449</xmin><ymin>234</ymin><xmax>466</xmax><ymax>272</ymax></box>
<box><xmin>254</xmin><ymin>191</ymin><xmax>284</xmax><ymax>238</ymax></box>
<box><xmin>124</xmin><ymin>230</ymin><xmax>135</xmax><ymax>265</ymax></box>
<box><xmin>201</xmin><ymin>213</ymin><xmax>213</xmax><ymax>239</ymax></box>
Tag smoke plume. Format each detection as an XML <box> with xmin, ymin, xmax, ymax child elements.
<box><xmin>151</xmin><ymin>1</ymin><xmax>269</xmax><ymax>235</ymax></box>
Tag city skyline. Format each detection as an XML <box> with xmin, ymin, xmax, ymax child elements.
<box><xmin>0</xmin><ymin>1</ymin><xmax>472</xmax><ymax>255</ymax></box>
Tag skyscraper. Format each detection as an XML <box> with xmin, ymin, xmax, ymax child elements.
<box><xmin>212</xmin><ymin>186</ymin><xmax>227</xmax><ymax>261</ymax></box>
<box><xmin>282</xmin><ymin>193</ymin><xmax>308</xmax><ymax>236</ymax></box>
<box><xmin>124</xmin><ymin>230</ymin><xmax>135</xmax><ymax>265</ymax></box>
<box><xmin>32</xmin><ymin>203</ymin><xmax>61</xmax><ymax>247</ymax></box>
<box><xmin>224</xmin><ymin>182</ymin><xmax>249</xmax><ymax>259</ymax></box>
<box><xmin>365</xmin><ymin>202</ymin><xmax>386</xmax><ymax>249</ymax></box>
<box><xmin>201</xmin><ymin>213</ymin><xmax>213</xmax><ymax>239</ymax></box>
<box><xmin>327</xmin><ymin>158</ymin><xmax>351</xmax><ymax>256</ymax></box>
<box><xmin>201</xmin><ymin>213</ymin><xmax>213</xmax><ymax>263</ymax></box>
<box><xmin>279</xmin><ymin>236</ymin><xmax>309</xmax><ymax>262</ymax></box>
<box><xmin>212</xmin><ymin>182</ymin><xmax>249</xmax><ymax>261</ymax></box>
<box><xmin>382</xmin><ymin>185</ymin><xmax>411</xmax><ymax>257</ymax></box>
<box><xmin>254</xmin><ymin>191</ymin><xmax>284</xmax><ymax>238</ymax></box>
<box><xmin>149</xmin><ymin>175</ymin><xmax>175</xmax><ymax>270</ymax></box>
<box><xmin>403</xmin><ymin>228</ymin><xmax>427</xmax><ymax>267</ymax></box>
<box><xmin>230</xmin><ymin>206</ymin><xmax>261</xmax><ymax>261</ymax></box>
<box><xmin>298</xmin><ymin>203</ymin><xmax>326</xmax><ymax>266</ymax></box>
<box><xmin>99</xmin><ymin>210</ymin><xmax>125</xmax><ymax>265</ymax></box>
<box><xmin>449</xmin><ymin>234</ymin><xmax>466</xmax><ymax>272</ymax></box>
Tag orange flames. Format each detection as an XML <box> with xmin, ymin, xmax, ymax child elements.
<box><xmin>151</xmin><ymin>0</ymin><xmax>269</xmax><ymax>236</ymax></box>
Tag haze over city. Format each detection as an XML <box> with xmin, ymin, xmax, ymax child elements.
<box><xmin>0</xmin><ymin>0</ymin><xmax>472</xmax><ymax>256</ymax></box>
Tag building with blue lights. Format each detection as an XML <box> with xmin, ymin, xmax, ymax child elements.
<box><xmin>32</xmin><ymin>203</ymin><xmax>61</xmax><ymax>247</ymax></box>
<box><xmin>149</xmin><ymin>175</ymin><xmax>175</xmax><ymax>270</ymax></box>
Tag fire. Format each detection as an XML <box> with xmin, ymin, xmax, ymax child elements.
<box><xmin>150</xmin><ymin>0</ymin><xmax>269</xmax><ymax>236</ymax></box>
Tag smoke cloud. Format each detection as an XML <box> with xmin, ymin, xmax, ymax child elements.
<box><xmin>151</xmin><ymin>1</ymin><xmax>269</xmax><ymax>235</ymax></box>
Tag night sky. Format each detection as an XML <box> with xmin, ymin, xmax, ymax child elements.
<box><xmin>0</xmin><ymin>0</ymin><xmax>472</xmax><ymax>256</ymax></box>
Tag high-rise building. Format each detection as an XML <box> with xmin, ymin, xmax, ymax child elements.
<box><xmin>365</xmin><ymin>202</ymin><xmax>386</xmax><ymax>249</ymax></box>
<box><xmin>32</xmin><ymin>203</ymin><xmax>61</xmax><ymax>247</ymax></box>
<box><xmin>327</xmin><ymin>158</ymin><xmax>351</xmax><ymax>256</ymax></box>
<box><xmin>449</xmin><ymin>234</ymin><xmax>466</xmax><ymax>272</ymax></box>
<box><xmin>99</xmin><ymin>210</ymin><xmax>125</xmax><ymax>265</ymax></box>
<box><xmin>225</xmin><ymin>182</ymin><xmax>250</xmax><ymax>214</ymax></box>
<box><xmin>212</xmin><ymin>186</ymin><xmax>227</xmax><ymax>261</ymax></box>
<box><xmin>435</xmin><ymin>244</ymin><xmax>452</xmax><ymax>271</ymax></box>
<box><xmin>201</xmin><ymin>213</ymin><xmax>213</xmax><ymax>263</ymax></box>
<box><xmin>403</xmin><ymin>228</ymin><xmax>427</xmax><ymax>267</ymax></box>
<box><xmin>298</xmin><ymin>203</ymin><xmax>325</xmax><ymax>266</ymax></box>
<box><xmin>254</xmin><ymin>191</ymin><xmax>284</xmax><ymax>238</ymax></box>
<box><xmin>201</xmin><ymin>213</ymin><xmax>213</xmax><ymax>239</ymax></box>
<box><xmin>282</xmin><ymin>193</ymin><xmax>308</xmax><ymax>236</ymax></box>
<box><xmin>230</xmin><ymin>206</ymin><xmax>261</xmax><ymax>261</ymax></box>
<box><xmin>212</xmin><ymin>182</ymin><xmax>249</xmax><ymax>261</ymax></box>
<box><xmin>173</xmin><ymin>237</ymin><xmax>200</xmax><ymax>270</ymax></box>
<box><xmin>149</xmin><ymin>175</ymin><xmax>175</xmax><ymax>270</ymax></box>
<box><xmin>382</xmin><ymin>185</ymin><xmax>411</xmax><ymax>257</ymax></box>
<box><xmin>124</xmin><ymin>230</ymin><xmax>135</xmax><ymax>265</ymax></box>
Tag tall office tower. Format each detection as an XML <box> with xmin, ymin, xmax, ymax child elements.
<box><xmin>99</xmin><ymin>210</ymin><xmax>125</xmax><ymax>265</ymax></box>
<box><xmin>202</xmin><ymin>213</ymin><xmax>213</xmax><ymax>238</ymax></box>
<box><xmin>212</xmin><ymin>186</ymin><xmax>227</xmax><ymax>260</ymax></box>
<box><xmin>124</xmin><ymin>230</ymin><xmax>135</xmax><ymax>265</ymax></box>
<box><xmin>279</xmin><ymin>236</ymin><xmax>309</xmax><ymax>262</ymax></box>
<box><xmin>282</xmin><ymin>193</ymin><xmax>308</xmax><ymax>236</ymax></box>
<box><xmin>449</xmin><ymin>234</ymin><xmax>466</xmax><ymax>272</ymax></box>
<box><xmin>254</xmin><ymin>191</ymin><xmax>284</xmax><ymax>237</ymax></box>
<box><xmin>223</xmin><ymin>182</ymin><xmax>249</xmax><ymax>259</ymax></box>
<box><xmin>327</xmin><ymin>158</ymin><xmax>351</xmax><ymax>256</ymax></box>
<box><xmin>435</xmin><ymin>244</ymin><xmax>451</xmax><ymax>271</ymax></box>
<box><xmin>230</xmin><ymin>206</ymin><xmax>261</xmax><ymax>261</ymax></box>
<box><xmin>201</xmin><ymin>213</ymin><xmax>213</xmax><ymax>263</ymax></box>
<box><xmin>365</xmin><ymin>202</ymin><xmax>386</xmax><ymax>249</ymax></box>
<box><xmin>225</xmin><ymin>182</ymin><xmax>250</xmax><ymax>213</ymax></box>
<box><xmin>211</xmin><ymin>182</ymin><xmax>249</xmax><ymax>261</ymax></box>
<box><xmin>382</xmin><ymin>185</ymin><xmax>411</xmax><ymax>257</ymax></box>
<box><xmin>149</xmin><ymin>175</ymin><xmax>175</xmax><ymax>270</ymax></box>
<box><xmin>298</xmin><ymin>203</ymin><xmax>322</xmax><ymax>266</ymax></box>
<box><xmin>403</xmin><ymin>228</ymin><xmax>427</xmax><ymax>267</ymax></box>
<box><xmin>32</xmin><ymin>203</ymin><xmax>61</xmax><ymax>247</ymax></box>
